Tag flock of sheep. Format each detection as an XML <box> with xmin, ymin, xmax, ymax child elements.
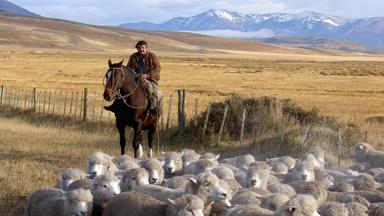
<box><xmin>25</xmin><ymin>142</ymin><xmax>384</xmax><ymax>216</ymax></box>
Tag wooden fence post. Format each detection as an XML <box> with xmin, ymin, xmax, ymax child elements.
<box><xmin>69</xmin><ymin>92</ymin><xmax>74</xmax><ymax>115</ymax></box>
<box><xmin>63</xmin><ymin>91</ymin><xmax>68</xmax><ymax>116</ymax></box>
<box><xmin>177</xmin><ymin>90</ymin><xmax>182</xmax><ymax>131</ymax></box>
<box><xmin>83</xmin><ymin>88</ymin><xmax>88</xmax><ymax>120</ymax></box>
<box><xmin>7</xmin><ymin>88</ymin><xmax>11</xmax><ymax>105</ymax></box>
<box><xmin>218</xmin><ymin>104</ymin><xmax>229</xmax><ymax>145</ymax></box>
<box><xmin>12</xmin><ymin>90</ymin><xmax>16</xmax><ymax>107</ymax></box>
<box><xmin>32</xmin><ymin>87</ymin><xmax>36</xmax><ymax>111</ymax></box>
<box><xmin>42</xmin><ymin>90</ymin><xmax>46</xmax><ymax>114</ymax></box>
<box><xmin>337</xmin><ymin>128</ymin><xmax>343</xmax><ymax>166</ymax></box>
<box><xmin>99</xmin><ymin>106</ymin><xmax>104</xmax><ymax>122</ymax></box>
<box><xmin>24</xmin><ymin>90</ymin><xmax>27</xmax><ymax>108</ymax></box>
<box><xmin>165</xmin><ymin>94</ymin><xmax>173</xmax><ymax>132</ymax></box>
<box><xmin>92</xmin><ymin>91</ymin><xmax>97</xmax><ymax>121</ymax></box>
<box><xmin>15</xmin><ymin>89</ymin><xmax>20</xmax><ymax>107</ymax></box>
<box><xmin>364</xmin><ymin>131</ymin><xmax>368</xmax><ymax>143</ymax></box>
<box><xmin>0</xmin><ymin>85</ymin><xmax>3</xmax><ymax>104</ymax></box>
<box><xmin>48</xmin><ymin>91</ymin><xmax>52</xmax><ymax>113</ymax></box>
<box><xmin>52</xmin><ymin>91</ymin><xmax>57</xmax><ymax>113</ymax></box>
<box><xmin>194</xmin><ymin>98</ymin><xmax>199</xmax><ymax>132</ymax></box>
<box><xmin>74</xmin><ymin>91</ymin><xmax>78</xmax><ymax>117</ymax></box>
<box><xmin>181</xmin><ymin>89</ymin><xmax>186</xmax><ymax>130</ymax></box>
<box><xmin>202</xmin><ymin>103</ymin><xmax>212</xmax><ymax>140</ymax></box>
<box><xmin>239</xmin><ymin>108</ymin><xmax>246</xmax><ymax>146</ymax></box>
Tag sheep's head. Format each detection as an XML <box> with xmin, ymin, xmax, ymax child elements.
<box><xmin>246</xmin><ymin>166</ymin><xmax>270</xmax><ymax>189</ymax></box>
<box><xmin>290</xmin><ymin>162</ymin><xmax>315</xmax><ymax>182</ymax></box>
<box><xmin>92</xmin><ymin>174</ymin><xmax>120</xmax><ymax>207</ymax></box>
<box><xmin>65</xmin><ymin>188</ymin><xmax>93</xmax><ymax>216</ymax></box>
<box><xmin>235</xmin><ymin>154</ymin><xmax>255</xmax><ymax>167</ymax></box>
<box><xmin>143</xmin><ymin>158</ymin><xmax>163</xmax><ymax>184</ymax></box>
<box><xmin>188</xmin><ymin>172</ymin><xmax>231</xmax><ymax>206</ymax></box>
<box><xmin>275</xmin><ymin>195</ymin><xmax>320</xmax><ymax>216</ymax></box>
<box><xmin>182</xmin><ymin>151</ymin><xmax>201</xmax><ymax>168</ymax></box>
<box><xmin>212</xmin><ymin>166</ymin><xmax>235</xmax><ymax>180</ymax></box>
<box><xmin>58</xmin><ymin>168</ymin><xmax>85</xmax><ymax>190</ymax></box>
<box><xmin>120</xmin><ymin>168</ymin><xmax>149</xmax><ymax>191</ymax></box>
<box><xmin>261</xmin><ymin>194</ymin><xmax>290</xmax><ymax>211</ymax></box>
<box><xmin>301</xmin><ymin>153</ymin><xmax>324</xmax><ymax>169</ymax></box>
<box><xmin>163</xmin><ymin>152</ymin><xmax>182</xmax><ymax>175</ymax></box>
<box><xmin>272</xmin><ymin>162</ymin><xmax>289</xmax><ymax>174</ymax></box>
<box><xmin>351</xmin><ymin>142</ymin><xmax>374</xmax><ymax>162</ymax></box>
<box><xmin>200</xmin><ymin>153</ymin><xmax>220</xmax><ymax>162</ymax></box>
<box><xmin>167</xmin><ymin>194</ymin><xmax>205</xmax><ymax>216</ymax></box>
<box><xmin>86</xmin><ymin>152</ymin><xmax>115</xmax><ymax>178</ymax></box>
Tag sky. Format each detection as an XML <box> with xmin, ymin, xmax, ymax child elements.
<box><xmin>11</xmin><ymin>0</ymin><xmax>384</xmax><ymax>26</ymax></box>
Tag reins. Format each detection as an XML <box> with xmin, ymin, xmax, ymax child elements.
<box><xmin>104</xmin><ymin>66</ymin><xmax>146</xmax><ymax>109</ymax></box>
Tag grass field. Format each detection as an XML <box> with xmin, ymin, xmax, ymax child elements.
<box><xmin>1</xmin><ymin>50</ymin><xmax>384</xmax><ymax>215</ymax></box>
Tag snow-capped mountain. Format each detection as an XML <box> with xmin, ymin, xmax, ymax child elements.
<box><xmin>119</xmin><ymin>9</ymin><xmax>384</xmax><ymax>48</ymax></box>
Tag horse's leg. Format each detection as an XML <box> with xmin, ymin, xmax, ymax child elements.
<box><xmin>132</xmin><ymin>120</ymin><xmax>143</xmax><ymax>158</ymax></box>
<box><xmin>116</xmin><ymin>123</ymin><xmax>126</xmax><ymax>155</ymax></box>
<box><xmin>147</xmin><ymin>123</ymin><xmax>157</xmax><ymax>158</ymax></box>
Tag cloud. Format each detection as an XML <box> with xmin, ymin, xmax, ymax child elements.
<box><xmin>185</xmin><ymin>29</ymin><xmax>275</xmax><ymax>39</ymax></box>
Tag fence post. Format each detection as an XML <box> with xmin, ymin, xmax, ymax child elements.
<box><xmin>166</xmin><ymin>94</ymin><xmax>173</xmax><ymax>132</ymax></box>
<box><xmin>15</xmin><ymin>89</ymin><xmax>20</xmax><ymax>107</ymax></box>
<box><xmin>83</xmin><ymin>88</ymin><xmax>88</xmax><ymax>120</ymax></box>
<box><xmin>32</xmin><ymin>87</ymin><xmax>36</xmax><ymax>111</ymax></box>
<box><xmin>337</xmin><ymin>128</ymin><xmax>343</xmax><ymax>166</ymax></box>
<box><xmin>194</xmin><ymin>98</ymin><xmax>199</xmax><ymax>133</ymax></box>
<box><xmin>177</xmin><ymin>90</ymin><xmax>182</xmax><ymax>131</ymax></box>
<box><xmin>99</xmin><ymin>106</ymin><xmax>104</xmax><ymax>122</ymax></box>
<box><xmin>63</xmin><ymin>91</ymin><xmax>68</xmax><ymax>116</ymax></box>
<box><xmin>47</xmin><ymin>91</ymin><xmax>52</xmax><ymax>113</ymax></box>
<box><xmin>52</xmin><ymin>91</ymin><xmax>56</xmax><ymax>113</ymax></box>
<box><xmin>0</xmin><ymin>85</ymin><xmax>3</xmax><ymax>104</ymax></box>
<box><xmin>239</xmin><ymin>108</ymin><xmax>246</xmax><ymax>146</ymax></box>
<box><xmin>92</xmin><ymin>91</ymin><xmax>97</xmax><ymax>121</ymax></box>
<box><xmin>74</xmin><ymin>91</ymin><xmax>78</xmax><ymax>117</ymax></box>
<box><xmin>181</xmin><ymin>89</ymin><xmax>186</xmax><ymax>130</ymax></box>
<box><xmin>42</xmin><ymin>90</ymin><xmax>46</xmax><ymax>114</ymax></box>
<box><xmin>364</xmin><ymin>131</ymin><xmax>368</xmax><ymax>143</ymax></box>
<box><xmin>12</xmin><ymin>90</ymin><xmax>16</xmax><ymax>107</ymax></box>
<box><xmin>69</xmin><ymin>92</ymin><xmax>74</xmax><ymax>115</ymax></box>
<box><xmin>218</xmin><ymin>104</ymin><xmax>229</xmax><ymax>146</ymax></box>
<box><xmin>202</xmin><ymin>103</ymin><xmax>212</xmax><ymax>140</ymax></box>
<box><xmin>23</xmin><ymin>90</ymin><xmax>27</xmax><ymax>109</ymax></box>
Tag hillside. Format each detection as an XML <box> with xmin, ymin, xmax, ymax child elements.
<box><xmin>0</xmin><ymin>0</ymin><xmax>40</xmax><ymax>17</ymax></box>
<box><xmin>0</xmin><ymin>13</ymin><xmax>305</xmax><ymax>54</ymax></box>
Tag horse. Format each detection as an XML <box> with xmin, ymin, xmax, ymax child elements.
<box><xmin>103</xmin><ymin>59</ymin><xmax>158</xmax><ymax>158</ymax></box>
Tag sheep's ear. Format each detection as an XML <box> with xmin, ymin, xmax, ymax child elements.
<box><xmin>358</xmin><ymin>144</ymin><xmax>364</xmax><ymax>150</ymax></box>
<box><xmin>108</xmin><ymin>59</ymin><xmax>112</xmax><ymax>67</ymax></box>
<box><xmin>288</xmin><ymin>206</ymin><xmax>296</xmax><ymax>212</ymax></box>
<box><xmin>187</xmin><ymin>178</ymin><xmax>199</xmax><ymax>194</ymax></box>
<box><xmin>215</xmin><ymin>154</ymin><xmax>220</xmax><ymax>160</ymax></box>
<box><xmin>167</xmin><ymin>199</ymin><xmax>177</xmax><ymax>206</ymax></box>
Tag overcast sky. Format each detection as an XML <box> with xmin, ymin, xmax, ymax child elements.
<box><xmin>11</xmin><ymin>0</ymin><xmax>384</xmax><ymax>25</ymax></box>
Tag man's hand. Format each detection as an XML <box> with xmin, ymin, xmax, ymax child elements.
<box><xmin>140</xmin><ymin>74</ymin><xmax>149</xmax><ymax>80</ymax></box>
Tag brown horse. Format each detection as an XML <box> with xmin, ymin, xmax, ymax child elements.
<box><xmin>103</xmin><ymin>59</ymin><xmax>158</xmax><ymax>158</ymax></box>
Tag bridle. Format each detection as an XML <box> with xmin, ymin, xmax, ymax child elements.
<box><xmin>103</xmin><ymin>66</ymin><xmax>146</xmax><ymax>109</ymax></box>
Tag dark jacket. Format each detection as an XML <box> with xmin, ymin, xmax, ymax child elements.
<box><xmin>127</xmin><ymin>51</ymin><xmax>160</xmax><ymax>84</ymax></box>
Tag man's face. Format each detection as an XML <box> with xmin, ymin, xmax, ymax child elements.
<box><xmin>137</xmin><ymin>45</ymin><xmax>148</xmax><ymax>55</ymax></box>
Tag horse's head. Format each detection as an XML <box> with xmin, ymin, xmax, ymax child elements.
<box><xmin>103</xmin><ymin>59</ymin><xmax>125</xmax><ymax>101</ymax></box>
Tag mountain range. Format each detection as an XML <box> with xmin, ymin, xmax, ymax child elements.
<box><xmin>120</xmin><ymin>9</ymin><xmax>384</xmax><ymax>49</ymax></box>
<box><xmin>0</xmin><ymin>0</ymin><xmax>39</xmax><ymax>17</ymax></box>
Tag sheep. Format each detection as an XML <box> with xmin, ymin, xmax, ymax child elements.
<box><xmin>116</xmin><ymin>160</ymin><xmax>139</xmax><ymax>172</ymax></box>
<box><xmin>221</xmin><ymin>178</ymin><xmax>241</xmax><ymax>197</ymax></box>
<box><xmin>267</xmin><ymin>156</ymin><xmax>296</xmax><ymax>170</ymax></box>
<box><xmin>183</xmin><ymin>159</ymin><xmax>218</xmax><ymax>175</ymax></box>
<box><xmin>181</xmin><ymin>151</ymin><xmax>201</xmax><ymax>168</ymax></box>
<box><xmin>86</xmin><ymin>152</ymin><xmax>118</xmax><ymax>178</ymax></box>
<box><xmin>113</xmin><ymin>155</ymin><xmax>132</xmax><ymax>167</ymax></box>
<box><xmin>163</xmin><ymin>152</ymin><xmax>183</xmax><ymax>178</ymax></box>
<box><xmin>318</xmin><ymin>202</ymin><xmax>349</xmax><ymax>216</ymax></box>
<box><xmin>374</xmin><ymin>173</ymin><xmax>384</xmax><ymax>183</ymax></box>
<box><xmin>368</xmin><ymin>203</ymin><xmax>384</xmax><ymax>216</ymax></box>
<box><xmin>350</xmin><ymin>162</ymin><xmax>371</xmax><ymax>172</ymax></box>
<box><xmin>346</xmin><ymin>190</ymin><xmax>384</xmax><ymax>203</ymax></box>
<box><xmin>273</xmin><ymin>194</ymin><xmax>320</xmax><ymax>216</ymax></box>
<box><xmin>230</xmin><ymin>189</ymin><xmax>263</xmax><ymax>205</ymax></box>
<box><xmin>103</xmin><ymin>192</ymin><xmax>205</xmax><ymax>216</ymax></box>
<box><xmin>367</xmin><ymin>167</ymin><xmax>384</xmax><ymax>177</ymax></box>
<box><xmin>55</xmin><ymin>168</ymin><xmax>86</xmax><ymax>191</ymax></box>
<box><xmin>200</xmin><ymin>153</ymin><xmax>220</xmax><ymax>161</ymax></box>
<box><xmin>244</xmin><ymin>166</ymin><xmax>270</xmax><ymax>190</ymax></box>
<box><xmin>339</xmin><ymin>194</ymin><xmax>370</xmax><ymax>207</ymax></box>
<box><xmin>68</xmin><ymin>179</ymin><xmax>93</xmax><ymax>191</ymax></box>
<box><xmin>267</xmin><ymin>176</ymin><xmax>297</xmax><ymax>198</ymax></box>
<box><xmin>119</xmin><ymin>168</ymin><xmax>149</xmax><ymax>192</ymax></box>
<box><xmin>91</xmin><ymin>174</ymin><xmax>121</xmax><ymax>215</ymax></box>
<box><xmin>344</xmin><ymin>202</ymin><xmax>368</xmax><ymax>216</ymax></box>
<box><xmin>162</xmin><ymin>175</ymin><xmax>195</xmax><ymax>191</ymax></box>
<box><xmin>142</xmin><ymin>158</ymin><xmax>164</xmax><ymax>185</ymax></box>
<box><xmin>301</xmin><ymin>153</ymin><xmax>324</xmax><ymax>169</ymax></box>
<box><xmin>221</xmin><ymin>204</ymin><xmax>273</xmax><ymax>216</ymax></box>
<box><xmin>25</xmin><ymin>188</ymin><xmax>93</xmax><ymax>216</ymax></box>
<box><xmin>289</xmin><ymin>181</ymin><xmax>328</xmax><ymax>202</ymax></box>
<box><xmin>351</xmin><ymin>142</ymin><xmax>384</xmax><ymax>168</ymax></box>
<box><xmin>212</xmin><ymin>166</ymin><xmax>235</xmax><ymax>180</ymax></box>
<box><xmin>329</xmin><ymin>182</ymin><xmax>355</xmax><ymax>193</ymax></box>
<box><xmin>352</xmin><ymin>174</ymin><xmax>380</xmax><ymax>191</ymax></box>
<box><xmin>283</xmin><ymin>162</ymin><xmax>315</xmax><ymax>183</ymax></box>
<box><xmin>271</xmin><ymin>162</ymin><xmax>289</xmax><ymax>174</ymax></box>
<box><xmin>261</xmin><ymin>193</ymin><xmax>290</xmax><ymax>211</ymax></box>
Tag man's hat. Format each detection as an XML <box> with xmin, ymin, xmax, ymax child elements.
<box><xmin>135</xmin><ymin>40</ymin><xmax>147</xmax><ymax>48</ymax></box>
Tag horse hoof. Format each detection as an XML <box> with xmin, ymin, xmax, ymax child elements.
<box><xmin>148</xmin><ymin>148</ymin><xmax>153</xmax><ymax>158</ymax></box>
<box><xmin>138</xmin><ymin>144</ymin><xmax>143</xmax><ymax>158</ymax></box>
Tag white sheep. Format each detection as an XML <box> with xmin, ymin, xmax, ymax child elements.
<box><xmin>267</xmin><ymin>155</ymin><xmax>296</xmax><ymax>170</ymax></box>
<box><xmin>273</xmin><ymin>194</ymin><xmax>320</xmax><ymax>216</ymax></box>
<box><xmin>212</xmin><ymin>166</ymin><xmax>235</xmax><ymax>180</ymax></box>
<box><xmin>119</xmin><ymin>168</ymin><xmax>149</xmax><ymax>192</ymax></box>
<box><xmin>90</xmin><ymin>174</ymin><xmax>121</xmax><ymax>215</ymax></box>
<box><xmin>199</xmin><ymin>152</ymin><xmax>220</xmax><ymax>161</ymax></box>
<box><xmin>244</xmin><ymin>166</ymin><xmax>270</xmax><ymax>191</ymax></box>
<box><xmin>181</xmin><ymin>150</ymin><xmax>201</xmax><ymax>168</ymax></box>
<box><xmin>86</xmin><ymin>152</ymin><xmax>118</xmax><ymax>178</ymax></box>
<box><xmin>318</xmin><ymin>202</ymin><xmax>349</xmax><ymax>216</ymax></box>
<box><xmin>183</xmin><ymin>159</ymin><xmax>218</xmax><ymax>175</ymax></box>
<box><xmin>283</xmin><ymin>162</ymin><xmax>315</xmax><ymax>182</ymax></box>
<box><xmin>103</xmin><ymin>192</ymin><xmax>205</xmax><ymax>216</ymax></box>
<box><xmin>351</xmin><ymin>142</ymin><xmax>384</xmax><ymax>168</ymax></box>
<box><xmin>162</xmin><ymin>175</ymin><xmax>196</xmax><ymax>191</ymax></box>
<box><xmin>261</xmin><ymin>193</ymin><xmax>290</xmax><ymax>211</ymax></box>
<box><xmin>142</xmin><ymin>158</ymin><xmax>164</xmax><ymax>185</ymax></box>
<box><xmin>163</xmin><ymin>151</ymin><xmax>183</xmax><ymax>178</ymax></box>
<box><xmin>25</xmin><ymin>188</ymin><xmax>93</xmax><ymax>216</ymax></box>
<box><xmin>55</xmin><ymin>168</ymin><xmax>86</xmax><ymax>191</ymax></box>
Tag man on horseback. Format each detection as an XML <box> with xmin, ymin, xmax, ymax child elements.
<box><xmin>104</xmin><ymin>40</ymin><xmax>161</xmax><ymax>115</ymax></box>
